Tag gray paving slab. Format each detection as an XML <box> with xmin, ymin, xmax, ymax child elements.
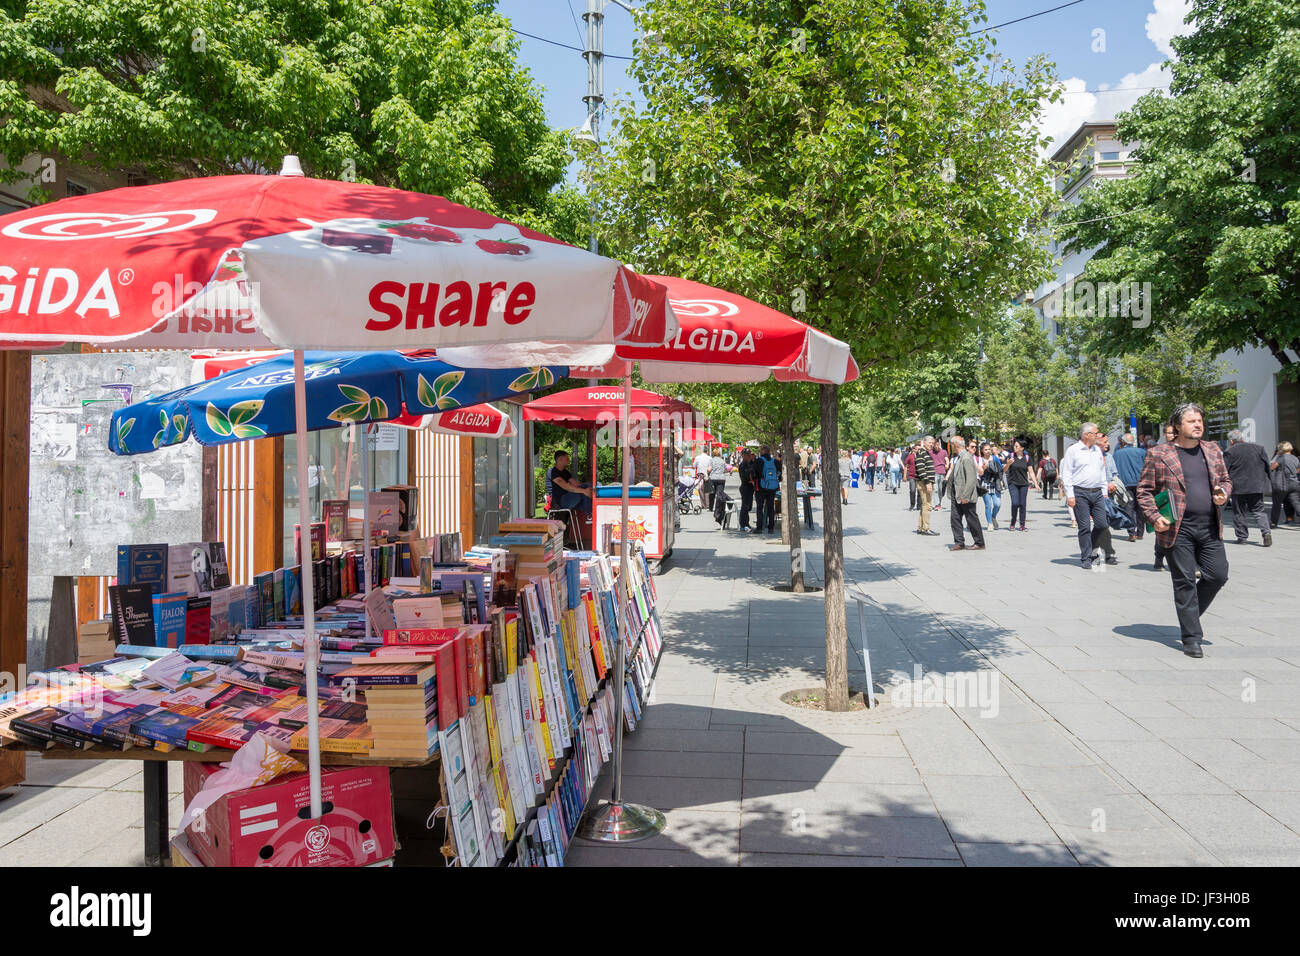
<box><xmin>921</xmin><ymin>774</ymin><xmax>1062</xmax><ymax>844</ymax></box>
<box><xmin>956</xmin><ymin>842</ymin><xmax>1080</xmax><ymax>866</ymax></box>
<box><xmin>739</xmin><ymin>809</ymin><xmax>960</xmax><ymax>859</ymax></box>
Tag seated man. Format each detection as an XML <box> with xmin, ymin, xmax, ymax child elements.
<box><xmin>547</xmin><ymin>451</ymin><xmax>593</xmax><ymax>514</ymax></box>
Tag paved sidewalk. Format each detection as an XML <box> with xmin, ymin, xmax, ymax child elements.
<box><xmin>566</xmin><ymin>478</ymin><xmax>1300</xmax><ymax>866</ymax></box>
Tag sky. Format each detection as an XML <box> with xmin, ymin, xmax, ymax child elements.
<box><xmin>494</xmin><ymin>0</ymin><xmax>1194</xmax><ymax>155</ymax></box>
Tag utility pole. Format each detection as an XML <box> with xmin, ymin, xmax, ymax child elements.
<box><xmin>581</xmin><ymin>0</ymin><xmax>635</xmax><ymax>255</ymax></box>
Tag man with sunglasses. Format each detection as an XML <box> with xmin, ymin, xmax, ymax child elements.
<box><xmin>1136</xmin><ymin>402</ymin><xmax>1232</xmax><ymax>658</ymax></box>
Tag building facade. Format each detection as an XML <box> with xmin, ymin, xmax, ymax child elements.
<box><xmin>1028</xmin><ymin>122</ymin><xmax>1295</xmax><ymax>457</ymax></box>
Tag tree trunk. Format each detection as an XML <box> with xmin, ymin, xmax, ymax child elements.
<box><xmin>819</xmin><ymin>383</ymin><xmax>850</xmax><ymax>712</ymax></box>
<box><xmin>781</xmin><ymin>418</ymin><xmax>804</xmax><ymax>592</ymax></box>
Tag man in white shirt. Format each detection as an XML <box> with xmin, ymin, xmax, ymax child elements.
<box><xmin>692</xmin><ymin>447</ymin><xmax>713</xmax><ymax>509</ymax></box>
<box><xmin>1060</xmin><ymin>422</ymin><xmax>1111</xmax><ymax>570</ymax></box>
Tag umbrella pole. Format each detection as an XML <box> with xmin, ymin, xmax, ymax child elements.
<box><xmin>362</xmin><ymin>427</ymin><xmax>372</xmax><ymax>642</ymax></box>
<box><xmin>293</xmin><ymin>350</ymin><xmax>323</xmax><ymax>820</ymax></box>
<box><xmin>577</xmin><ymin>374</ymin><xmax>665</xmax><ymax>843</ymax></box>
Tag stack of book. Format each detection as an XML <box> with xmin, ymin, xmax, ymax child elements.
<box><xmin>490</xmin><ymin>520</ymin><xmax>567</xmax><ymax>613</ymax></box>
<box><xmin>77</xmin><ymin>618</ymin><xmax>115</xmax><ymax>665</ymax></box>
<box><xmin>333</xmin><ymin>659</ymin><xmax>438</xmax><ymax>761</ymax></box>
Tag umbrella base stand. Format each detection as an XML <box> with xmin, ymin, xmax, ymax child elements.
<box><xmin>576</xmin><ymin>800</ymin><xmax>666</xmax><ymax>844</ymax></box>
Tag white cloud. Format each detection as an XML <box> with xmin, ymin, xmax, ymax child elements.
<box><xmin>1037</xmin><ymin>61</ymin><xmax>1173</xmax><ymax>156</ymax></box>
<box><xmin>1146</xmin><ymin>0</ymin><xmax>1193</xmax><ymax>59</ymax></box>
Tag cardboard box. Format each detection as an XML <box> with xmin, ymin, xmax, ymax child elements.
<box><xmin>182</xmin><ymin>762</ymin><xmax>395</xmax><ymax>867</ymax></box>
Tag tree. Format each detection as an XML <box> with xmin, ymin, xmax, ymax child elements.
<box><xmin>1119</xmin><ymin>324</ymin><xmax>1238</xmax><ymax>428</ymax></box>
<box><xmin>1044</xmin><ymin>314</ymin><xmax>1131</xmax><ymax>436</ymax></box>
<box><xmin>975</xmin><ymin>306</ymin><xmax>1055</xmax><ymax>441</ymax></box>
<box><xmin>586</xmin><ymin>0</ymin><xmax>1057</xmax><ymax>709</ymax></box>
<box><xmin>0</xmin><ymin>0</ymin><xmax>584</xmax><ymax>239</ymax></box>
<box><xmin>1056</xmin><ymin>0</ymin><xmax>1300</xmax><ymax>378</ymax></box>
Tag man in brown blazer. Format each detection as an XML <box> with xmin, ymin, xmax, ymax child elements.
<box><xmin>1136</xmin><ymin>402</ymin><xmax>1232</xmax><ymax>658</ymax></box>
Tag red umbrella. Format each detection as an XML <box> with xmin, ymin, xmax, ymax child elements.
<box><xmin>557</xmin><ymin>276</ymin><xmax>858</xmax><ymax>384</ymax></box>
<box><xmin>679</xmin><ymin>427</ymin><xmax>714</xmax><ymax>443</ymax></box>
<box><xmin>0</xmin><ymin>174</ymin><xmax>676</xmax><ymax>361</ymax></box>
<box><xmin>521</xmin><ymin>385</ymin><xmax>695</xmax><ymax>425</ymax></box>
<box><xmin>393</xmin><ymin>403</ymin><xmax>515</xmax><ymax>439</ymax></box>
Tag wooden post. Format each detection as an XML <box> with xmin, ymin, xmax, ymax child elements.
<box><xmin>201</xmin><ymin>444</ymin><xmax>218</xmax><ymax>542</ymax></box>
<box><xmin>0</xmin><ymin>351</ymin><xmax>30</xmax><ymax>789</ymax></box>
<box><xmin>252</xmin><ymin>436</ymin><xmax>284</xmax><ymax>574</ymax></box>
<box><xmin>459</xmin><ymin>436</ymin><xmax>475</xmax><ymax>548</ymax></box>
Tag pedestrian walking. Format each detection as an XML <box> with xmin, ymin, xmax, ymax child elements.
<box><xmin>1038</xmin><ymin>450</ymin><xmax>1058</xmax><ymax>500</ymax></box>
<box><xmin>838</xmin><ymin>450</ymin><xmax>852</xmax><ymax>504</ymax></box>
<box><xmin>754</xmin><ymin>445</ymin><xmax>781</xmax><ymax>533</ymax></box>
<box><xmin>1060</xmin><ymin>423</ymin><xmax>1111</xmax><ymax>570</ymax></box>
<box><xmin>946</xmin><ymin>437</ymin><xmax>986</xmax><ymax>551</ymax></box>
<box><xmin>863</xmin><ymin>448</ymin><xmax>876</xmax><ymax>490</ymax></box>
<box><xmin>737</xmin><ymin>448</ymin><xmax>759</xmax><ymax>531</ymax></box>
<box><xmin>1113</xmin><ymin>433</ymin><xmax>1147</xmax><ymax>542</ymax></box>
<box><xmin>1004</xmin><ymin>440</ymin><xmax>1038</xmax><ymax>531</ymax></box>
<box><xmin>931</xmin><ymin>441</ymin><xmax>948</xmax><ymax>511</ymax></box>
<box><xmin>1136</xmin><ymin>402</ymin><xmax>1232</xmax><ymax>658</ymax></box>
<box><xmin>1269</xmin><ymin>441</ymin><xmax>1299</xmax><ymax>526</ymax></box>
<box><xmin>708</xmin><ymin>445</ymin><xmax>728</xmax><ymax>511</ymax></box>
<box><xmin>888</xmin><ymin>448</ymin><xmax>903</xmax><ymax>494</ymax></box>
<box><xmin>1094</xmin><ymin>432</ymin><xmax>1122</xmax><ymax>565</ymax></box>
<box><xmin>905</xmin><ymin>443</ymin><xmax>919</xmax><ymax>510</ymax></box>
<box><xmin>977</xmin><ymin>442</ymin><xmax>1004</xmax><ymax>529</ymax></box>
<box><xmin>914</xmin><ymin>437</ymin><xmax>939</xmax><ymax>535</ymax></box>
<box><xmin>849</xmin><ymin>448</ymin><xmax>862</xmax><ymax>489</ymax></box>
<box><xmin>1224</xmin><ymin>429</ymin><xmax>1273</xmax><ymax>546</ymax></box>
<box><xmin>692</xmin><ymin>446</ymin><xmax>713</xmax><ymax>509</ymax></box>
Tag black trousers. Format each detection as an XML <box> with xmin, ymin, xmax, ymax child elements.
<box><xmin>950</xmin><ymin>500</ymin><xmax>985</xmax><ymax>547</ymax></box>
<box><xmin>908</xmin><ymin>478</ymin><xmax>917</xmax><ymax>509</ymax></box>
<box><xmin>1230</xmin><ymin>493</ymin><xmax>1270</xmax><ymax>540</ymax></box>
<box><xmin>1271</xmin><ymin>489</ymin><xmax>1300</xmax><ymax>525</ymax></box>
<box><xmin>739</xmin><ymin>484</ymin><xmax>754</xmax><ymax>528</ymax></box>
<box><xmin>1071</xmin><ymin>487</ymin><xmax>1107</xmax><ymax>565</ymax></box>
<box><xmin>755</xmin><ymin>488</ymin><xmax>777</xmax><ymax>531</ymax></box>
<box><xmin>710</xmin><ymin>479</ymin><xmax>726</xmax><ymax>510</ymax></box>
<box><xmin>1125</xmin><ymin>485</ymin><xmax>1144</xmax><ymax>539</ymax></box>
<box><xmin>1165</xmin><ymin>511</ymin><xmax>1229</xmax><ymax>642</ymax></box>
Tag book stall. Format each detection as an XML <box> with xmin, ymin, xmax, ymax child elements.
<box><xmin>0</xmin><ymin>499</ymin><xmax>666</xmax><ymax>867</ymax></box>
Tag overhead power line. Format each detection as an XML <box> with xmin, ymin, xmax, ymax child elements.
<box><xmin>973</xmin><ymin>0</ymin><xmax>1090</xmax><ymax>34</ymax></box>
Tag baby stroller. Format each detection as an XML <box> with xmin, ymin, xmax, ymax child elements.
<box><xmin>676</xmin><ymin>473</ymin><xmax>704</xmax><ymax>515</ymax></box>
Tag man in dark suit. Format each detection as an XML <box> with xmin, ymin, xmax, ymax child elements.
<box><xmin>1224</xmin><ymin>429</ymin><xmax>1273</xmax><ymax>546</ymax></box>
<box><xmin>1136</xmin><ymin>402</ymin><xmax>1232</xmax><ymax>658</ymax></box>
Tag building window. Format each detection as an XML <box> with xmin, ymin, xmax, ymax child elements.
<box><xmin>473</xmin><ymin>432</ymin><xmax>513</xmax><ymax>539</ymax></box>
<box><xmin>1100</xmin><ymin>151</ymin><xmax>1121</xmax><ymax>161</ymax></box>
<box><xmin>282</xmin><ymin>424</ymin><xmax>406</xmax><ymax>560</ymax></box>
<box><xmin>66</xmin><ymin>180</ymin><xmax>89</xmax><ymax>197</ymax></box>
<box><xmin>1203</xmin><ymin>382</ymin><xmax>1237</xmax><ymax>443</ymax></box>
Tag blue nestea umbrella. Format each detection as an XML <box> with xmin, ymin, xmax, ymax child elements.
<box><xmin>108</xmin><ymin>350</ymin><xmax>562</xmax><ymax>455</ymax></box>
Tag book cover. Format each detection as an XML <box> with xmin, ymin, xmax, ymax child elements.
<box><xmin>130</xmin><ymin>706</ymin><xmax>204</xmax><ymax>748</ymax></box>
<box><xmin>272</xmin><ymin>569</ymin><xmax>285</xmax><ymax>621</ymax></box>
<box><xmin>368</xmin><ymin>491</ymin><xmax>401</xmax><ymax>536</ymax></box>
<box><xmin>323</xmin><ymin>499</ymin><xmax>349</xmax><ymax>541</ymax></box>
<box><xmin>141</xmin><ymin>653</ymin><xmax>217</xmax><ymax>691</ymax></box>
<box><xmin>255</xmin><ymin>572</ymin><xmax>276</xmax><ymax>625</ymax></box>
<box><xmin>116</xmin><ymin>544</ymin><xmax>168</xmax><ymax>596</ymax></box>
<box><xmin>184</xmin><ymin>595</ymin><xmax>211</xmax><ymax>646</ymax></box>
<box><xmin>392</xmin><ymin>595</ymin><xmax>443</xmax><ymax>629</ymax></box>
<box><xmin>165</xmin><ymin>542</ymin><xmax>208</xmax><ymax>595</ymax></box>
<box><xmin>381</xmin><ymin>485</ymin><xmax>418</xmax><ymax>533</ymax></box>
<box><xmin>207</xmin><ymin>542</ymin><xmax>232</xmax><ymax>590</ymax></box>
<box><xmin>108</xmin><ymin>584</ymin><xmax>156</xmax><ymax>647</ymax></box>
<box><xmin>151</xmin><ymin>592</ymin><xmax>187</xmax><ymax>649</ymax></box>
<box><xmin>283</xmin><ymin>565</ymin><xmax>303</xmax><ymax>616</ymax></box>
